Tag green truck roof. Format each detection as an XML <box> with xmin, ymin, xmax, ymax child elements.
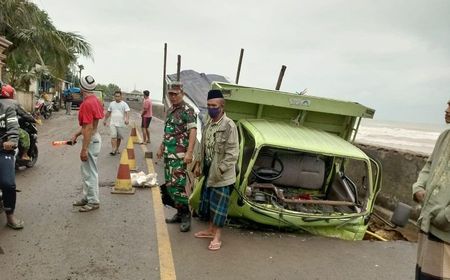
<box><xmin>241</xmin><ymin>119</ymin><xmax>369</xmax><ymax>160</ymax></box>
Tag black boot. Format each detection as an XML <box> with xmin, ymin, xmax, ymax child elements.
<box><xmin>165</xmin><ymin>211</ymin><xmax>182</xmax><ymax>224</ymax></box>
<box><xmin>179</xmin><ymin>211</ymin><xmax>191</xmax><ymax>232</ymax></box>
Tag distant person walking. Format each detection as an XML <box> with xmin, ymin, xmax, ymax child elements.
<box><xmin>141</xmin><ymin>90</ymin><xmax>152</xmax><ymax>144</ymax></box>
<box><xmin>103</xmin><ymin>90</ymin><xmax>130</xmax><ymax>155</ymax></box>
<box><xmin>71</xmin><ymin>75</ymin><xmax>104</xmax><ymax>212</ymax></box>
<box><xmin>64</xmin><ymin>90</ymin><xmax>73</xmax><ymax>115</ymax></box>
<box><xmin>412</xmin><ymin>99</ymin><xmax>450</xmax><ymax>279</ymax></box>
<box><xmin>193</xmin><ymin>89</ymin><xmax>238</xmax><ymax>251</ymax></box>
<box><xmin>157</xmin><ymin>84</ymin><xmax>197</xmax><ymax>232</ymax></box>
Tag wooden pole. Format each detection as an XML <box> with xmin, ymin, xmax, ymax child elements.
<box><xmin>163</xmin><ymin>43</ymin><xmax>167</xmax><ymax>108</ymax></box>
<box><xmin>235</xmin><ymin>48</ymin><xmax>244</xmax><ymax>84</ymax></box>
<box><xmin>275</xmin><ymin>65</ymin><xmax>287</xmax><ymax>90</ymax></box>
<box><xmin>176</xmin><ymin>55</ymin><xmax>181</xmax><ymax>82</ymax></box>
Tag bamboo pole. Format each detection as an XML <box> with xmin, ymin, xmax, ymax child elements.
<box><xmin>235</xmin><ymin>48</ymin><xmax>244</xmax><ymax>84</ymax></box>
<box><xmin>275</xmin><ymin>65</ymin><xmax>287</xmax><ymax>90</ymax></box>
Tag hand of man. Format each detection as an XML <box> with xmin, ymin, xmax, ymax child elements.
<box><xmin>193</xmin><ymin>163</ymin><xmax>201</xmax><ymax>177</ymax></box>
<box><xmin>414</xmin><ymin>190</ymin><xmax>426</xmax><ymax>203</ymax></box>
<box><xmin>71</xmin><ymin>134</ymin><xmax>78</xmax><ymax>144</ymax></box>
<box><xmin>2</xmin><ymin>141</ymin><xmax>16</xmax><ymax>151</ymax></box>
<box><xmin>125</xmin><ymin>120</ymin><xmax>129</xmax><ymax>125</ymax></box>
<box><xmin>80</xmin><ymin>149</ymin><xmax>88</xmax><ymax>162</ymax></box>
<box><xmin>184</xmin><ymin>151</ymin><xmax>193</xmax><ymax>164</ymax></box>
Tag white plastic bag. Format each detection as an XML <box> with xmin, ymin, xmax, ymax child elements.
<box><xmin>131</xmin><ymin>171</ymin><xmax>158</xmax><ymax>188</ymax></box>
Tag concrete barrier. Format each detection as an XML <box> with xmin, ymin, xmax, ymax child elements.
<box><xmin>357</xmin><ymin>143</ymin><xmax>428</xmax><ymax>219</ymax></box>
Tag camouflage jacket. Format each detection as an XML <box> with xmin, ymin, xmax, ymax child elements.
<box><xmin>163</xmin><ymin>102</ymin><xmax>197</xmax><ymax>159</ymax></box>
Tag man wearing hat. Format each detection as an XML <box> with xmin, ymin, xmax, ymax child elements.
<box><xmin>413</xmin><ymin>99</ymin><xmax>450</xmax><ymax>279</ymax></box>
<box><xmin>157</xmin><ymin>83</ymin><xmax>197</xmax><ymax>232</ymax></box>
<box><xmin>193</xmin><ymin>89</ymin><xmax>239</xmax><ymax>251</ymax></box>
<box><xmin>71</xmin><ymin>75</ymin><xmax>104</xmax><ymax>212</ymax></box>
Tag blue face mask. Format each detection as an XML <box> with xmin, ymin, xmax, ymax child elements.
<box><xmin>208</xmin><ymin>107</ymin><xmax>221</xmax><ymax>119</ymax></box>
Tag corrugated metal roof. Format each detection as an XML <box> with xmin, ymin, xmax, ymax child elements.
<box><xmin>241</xmin><ymin>119</ymin><xmax>368</xmax><ymax>159</ymax></box>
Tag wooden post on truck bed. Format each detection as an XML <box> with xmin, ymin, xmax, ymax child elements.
<box><xmin>275</xmin><ymin>65</ymin><xmax>287</xmax><ymax>90</ymax></box>
<box><xmin>176</xmin><ymin>55</ymin><xmax>181</xmax><ymax>82</ymax></box>
<box><xmin>235</xmin><ymin>48</ymin><xmax>244</xmax><ymax>84</ymax></box>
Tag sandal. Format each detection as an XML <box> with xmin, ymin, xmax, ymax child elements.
<box><xmin>7</xmin><ymin>219</ymin><xmax>24</xmax><ymax>230</ymax></box>
<box><xmin>194</xmin><ymin>231</ymin><xmax>215</xmax><ymax>239</ymax></box>
<box><xmin>109</xmin><ymin>151</ymin><xmax>116</xmax><ymax>156</ymax></box>
<box><xmin>72</xmin><ymin>199</ymin><xmax>88</xmax><ymax>206</ymax></box>
<box><xmin>208</xmin><ymin>241</ymin><xmax>222</xmax><ymax>251</ymax></box>
<box><xmin>79</xmin><ymin>203</ymin><xmax>99</xmax><ymax>212</ymax></box>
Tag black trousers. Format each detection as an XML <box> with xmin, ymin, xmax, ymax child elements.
<box><xmin>0</xmin><ymin>150</ymin><xmax>16</xmax><ymax>215</ymax></box>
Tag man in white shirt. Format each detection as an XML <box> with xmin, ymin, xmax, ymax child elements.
<box><xmin>103</xmin><ymin>90</ymin><xmax>130</xmax><ymax>155</ymax></box>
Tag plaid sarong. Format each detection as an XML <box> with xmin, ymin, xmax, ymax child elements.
<box><xmin>199</xmin><ymin>185</ymin><xmax>231</xmax><ymax>227</ymax></box>
<box><xmin>416</xmin><ymin>231</ymin><xmax>450</xmax><ymax>279</ymax></box>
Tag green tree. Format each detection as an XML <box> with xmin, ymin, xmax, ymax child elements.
<box><xmin>1</xmin><ymin>0</ymin><xmax>92</xmax><ymax>90</ymax></box>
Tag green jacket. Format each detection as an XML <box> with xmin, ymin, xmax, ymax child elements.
<box><xmin>198</xmin><ymin>113</ymin><xmax>239</xmax><ymax>188</ymax></box>
<box><xmin>412</xmin><ymin>128</ymin><xmax>450</xmax><ymax>242</ymax></box>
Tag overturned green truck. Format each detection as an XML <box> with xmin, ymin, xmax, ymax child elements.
<box><xmin>189</xmin><ymin>82</ymin><xmax>381</xmax><ymax>240</ymax></box>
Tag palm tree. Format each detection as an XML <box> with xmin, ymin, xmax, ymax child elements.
<box><xmin>1</xmin><ymin>0</ymin><xmax>92</xmax><ymax>90</ymax></box>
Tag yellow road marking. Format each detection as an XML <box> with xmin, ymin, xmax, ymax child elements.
<box><xmin>135</xmin><ymin>128</ymin><xmax>176</xmax><ymax>280</ymax></box>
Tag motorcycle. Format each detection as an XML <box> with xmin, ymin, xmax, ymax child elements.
<box><xmin>34</xmin><ymin>97</ymin><xmax>53</xmax><ymax>119</ymax></box>
<box><xmin>15</xmin><ymin>115</ymin><xmax>39</xmax><ymax>170</ymax></box>
<box><xmin>52</xmin><ymin>95</ymin><xmax>60</xmax><ymax>112</ymax></box>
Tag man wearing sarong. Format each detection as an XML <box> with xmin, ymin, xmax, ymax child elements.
<box><xmin>412</xmin><ymin>99</ymin><xmax>450</xmax><ymax>279</ymax></box>
<box><xmin>193</xmin><ymin>89</ymin><xmax>239</xmax><ymax>251</ymax></box>
<box><xmin>157</xmin><ymin>83</ymin><xmax>197</xmax><ymax>232</ymax></box>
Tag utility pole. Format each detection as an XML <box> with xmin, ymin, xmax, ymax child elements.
<box><xmin>162</xmin><ymin>43</ymin><xmax>167</xmax><ymax>111</ymax></box>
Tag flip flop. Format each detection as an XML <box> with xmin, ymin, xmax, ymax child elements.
<box><xmin>109</xmin><ymin>151</ymin><xmax>116</xmax><ymax>156</ymax></box>
<box><xmin>208</xmin><ymin>241</ymin><xmax>222</xmax><ymax>251</ymax></box>
<box><xmin>194</xmin><ymin>231</ymin><xmax>214</xmax><ymax>239</ymax></box>
<box><xmin>7</xmin><ymin>219</ymin><xmax>24</xmax><ymax>230</ymax></box>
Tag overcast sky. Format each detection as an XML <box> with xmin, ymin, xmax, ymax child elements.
<box><xmin>33</xmin><ymin>0</ymin><xmax>449</xmax><ymax>124</ymax></box>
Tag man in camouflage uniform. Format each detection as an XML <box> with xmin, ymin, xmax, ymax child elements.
<box><xmin>157</xmin><ymin>84</ymin><xmax>197</xmax><ymax>232</ymax></box>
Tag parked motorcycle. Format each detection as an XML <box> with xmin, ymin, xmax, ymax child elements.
<box><xmin>35</xmin><ymin>97</ymin><xmax>53</xmax><ymax>119</ymax></box>
<box><xmin>15</xmin><ymin>115</ymin><xmax>39</xmax><ymax>170</ymax></box>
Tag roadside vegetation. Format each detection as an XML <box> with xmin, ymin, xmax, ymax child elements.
<box><xmin>0</xmin><ymin>0</ymin><xmax>92</xmax><ymax>91</ymax></box>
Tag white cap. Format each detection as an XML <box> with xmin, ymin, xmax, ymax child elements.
<box><xmin>80</xmin><ymin>75</ymin><xmax>96</xmax><ymax>91</ymax></box>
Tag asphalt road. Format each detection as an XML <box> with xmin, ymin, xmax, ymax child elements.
<box><xmin>0</xmin><ymin>107</ymin><xmax>417</xmax><ymax>280</ymax></box>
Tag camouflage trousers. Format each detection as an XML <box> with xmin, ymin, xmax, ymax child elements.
<box><xmin>164</xmin><ymin>158</ymin><xmax>188</xmax><ymax>207</ymax></box>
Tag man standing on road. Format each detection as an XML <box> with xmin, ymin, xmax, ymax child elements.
<box><xmin>0</xmin><ymin>82</ymin><xmax>24</xmax><ymax>229</ymax></box>
<box><xmin>193</xmin><ymin>89</ymin><xmax>239</xmax><ymax>251</ymax></box>
<box><xmin>141</xmin><ymin>90</ymin><xmax>152</xmax><ymax>144</ymax></box>
<box><xmin>71</xmin><ymin>75</ymin><xmax>104</xmax><ymax>212</ymax></box>
<box><xmin>412</xmin><ymin>99</ymin><xmax>450</xmax><ymax>279</ymax></box>
<box><xmin>64</xmin><ymin>89</ymin><xmax>73</xmax><ymax>115</ymax></box>
<box><xmin>157</xmin><ymin>84</ymin><xmax>197</xmax><ymax>232</ymax></box>
<box><xmin>103</xmin><ymin>90</ymin><xmax>130</xmax><ymax>155</ymax></box>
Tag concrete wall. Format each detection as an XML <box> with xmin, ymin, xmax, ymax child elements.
<box><xmin>16</xmin><ymin>90</ymin><xmax>35</xmax><ymax>112</ymax></box>
<box><xmin>357</xmin><ymin>143</ymin><xmax>428</xmax><ymax>218</ymax></box>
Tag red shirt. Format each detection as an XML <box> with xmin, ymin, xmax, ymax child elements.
<box><xmin>142</xmin><ymin>98</ymin><xmax>153</xmax><ymax>118</ymax></box>
<box><xmin>78</xmin><ymin>95</ymin><xmax>104</xmax><ymax>126</ymax></box>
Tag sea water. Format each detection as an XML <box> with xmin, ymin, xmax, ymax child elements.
<box><xmin>355</xmin><ymin>119</ymin><xmax>447</xmax><ymax>155</ymax></box>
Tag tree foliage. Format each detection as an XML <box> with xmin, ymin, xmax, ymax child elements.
<box><xmin>0</xmin><ymin>0</ymin><xmax>92</xmax><ymax>90</ymax></box>
<box><xmin>96</xmin><ymin>83</ymin><xmax>121</xmax><ymax>99</ymax></box>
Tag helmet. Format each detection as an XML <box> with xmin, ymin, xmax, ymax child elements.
<box><xmin>0</xmin><ymin>84</ymin><xmax>15</xmax><ymax>99</ymax></box>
